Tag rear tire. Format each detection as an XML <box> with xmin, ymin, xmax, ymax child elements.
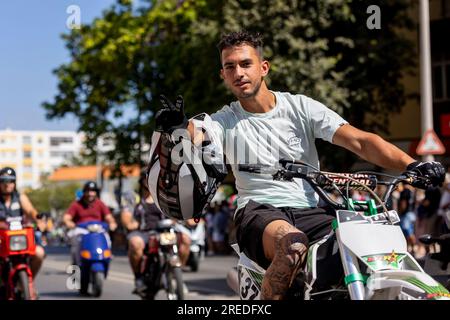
<box><xmin>91</xmin><ymin>272</ymin><xmax>104</xmax><ymax>297</ymax></box>
<box><xmin>167</xmin><ymin>267</ymin><xmax>184</xmax><ymax>300</ymax></box>
<box><xmin>16</xmin><ymin>270</ymin><xmax>32</xmax><ymax>300</ymax></box>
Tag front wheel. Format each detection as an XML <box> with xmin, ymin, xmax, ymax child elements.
<box><xmin>189</xmin><ymin>252</ymin><xmax>200</xmax><ymax>272</ymax></box>
<box><xmin>91</xmin><ymin>271</ymin><xmax>104</xmax><ymax>297</ymax></box>
<box><xmin>15</xmin><ymin>270</ymin><xmax>32</xmax><ymax>300</ymax></box>
<box><xmin>166</xmin><ymin>266</ymin><xmax>184</xmax><ymax>300</ymax></box>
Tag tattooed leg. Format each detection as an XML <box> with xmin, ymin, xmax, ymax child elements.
<box><xmin>260</xmin><ymin>221</ymin><xmax>308</xmax><ymax>300</ymax></box>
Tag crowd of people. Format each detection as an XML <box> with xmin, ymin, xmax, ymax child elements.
<box><xmin>393</xmin><ymin>168</ymin><xmax>450</xmax><ymax>258</ymax></box>
<box><xmin>204</xmin><ymin>197</ymin><xmax>237</xmax><ymax>256</ymax></box>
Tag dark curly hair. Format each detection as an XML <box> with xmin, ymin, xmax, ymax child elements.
<box><xmin>217</xmin><ymin>30</ymin><xmax>264</xmax><ymax>59</ymax></box>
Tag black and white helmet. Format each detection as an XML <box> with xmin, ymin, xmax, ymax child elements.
<box><xmin>147</xmin><ymin>113</ymin><xmax>227</xmax><ymax>220</ymax></box>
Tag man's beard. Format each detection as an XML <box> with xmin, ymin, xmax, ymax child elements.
<box><xmin>83</xmin><ymin>195</ymin><xmax>96</xmax><ymax>204</ymax></box>
<box><xmin>235</xmin><ymin>78</ymin><xmax>262</xmax><ymax>99</ymax></box>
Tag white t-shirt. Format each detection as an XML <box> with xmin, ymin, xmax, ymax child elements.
<box><xmin>211</xmin><ymin>91</ymin><xmax>348</xmax><ymax>211</ymax></box>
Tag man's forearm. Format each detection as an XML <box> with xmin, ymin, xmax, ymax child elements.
<box><xmin>63</xmin><ymin>214</ymin><xmax>76</xmax><ymax>228</ymax></box>
<box><xmin>185</xmin><ymin>120</ymin><xmax>207</xmax><ymax>146</ymax></box>
<box><xmin>359</xmin><ymin>134</ymin><xmax>415</xmax><ymax>171</ymax></box>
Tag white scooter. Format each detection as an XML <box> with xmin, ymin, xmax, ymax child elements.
<box><xmin>230</xmin><ymin>160</ymin><xmax>450</xmax><ymax>300</ymax></box>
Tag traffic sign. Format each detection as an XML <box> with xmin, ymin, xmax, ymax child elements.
<box><xmin>416</xmin><ymin>129</ymin><xmax>446</xmax><ymax>155</ymax></box>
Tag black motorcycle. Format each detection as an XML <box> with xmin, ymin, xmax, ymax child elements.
<box><xmin>136</xmin><ymin>219</ymin><xmax>185</xmax><ymax>300</ymax></box>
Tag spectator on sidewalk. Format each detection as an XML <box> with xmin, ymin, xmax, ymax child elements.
<box><xmin>212</xmin><ymin>201</ymin><xmax>230</xmax><ymax>254</ymax></box>
<box><xmin>397</xmin><ymin>183</ymin><xmax>417</xmax><ymax>255</ymax></box>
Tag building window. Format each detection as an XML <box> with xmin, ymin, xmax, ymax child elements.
<box><xmin>23</xmin><ymin>150</ymin><xmax>32</xmax><ymax>158</ymax></box>
<box><xmin>50</xmin><ymin>136</ymin><xmax>73</xmax><ymax>146</ymax></box>
<box><xmin>50</xmin><ymin>151</ymin><xmax>73</xmax><ymax>159</ymax></box>
<box><xmin>432</xmin><ymin>55</ymin><xmax>450</xmax><ymax>102</ymax></box>
<box><xmin>23</xmin><ymin>166</ymin><xmax>32</xmax><ymax>173</ymax></box>
<box><xmin>22</xmin><ymin>136</ymin><xmax>31</xmax><ymax>144</ymax></box>
<box><xmin>442</xmin><ymin>0</ymin><xmax>450</xmax><ymax>18</ymax></box>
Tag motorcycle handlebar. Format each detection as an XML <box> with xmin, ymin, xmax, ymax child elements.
<box><xmin>238</xmin><ymin>162</ymin><xmax>426</xmax><ymax>212</ymax></box>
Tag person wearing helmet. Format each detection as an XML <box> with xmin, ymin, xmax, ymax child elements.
<box><xmin>0</xmin><ymin>167</ymin><xmax>46</xmax><ymax>288</ymax></box>
<box><xmin>63</xmin><ymin>181</ymin><xmax>117</xmax><ymax>265</ymax></box>
<box><xmin>151</xmin><ymin>30</ymin><xmax>446</xmax><ymax>300</ymax></box>
<box><xmin>121</xmin><ymin>170</ymin><xmax>191</xmax><ymax>294</ymax></box>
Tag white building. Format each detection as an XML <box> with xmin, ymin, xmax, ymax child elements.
<box><xmin>0</xmin><ymin>128</ymin><xmax>84</xmax><ymax>189</ymax></box>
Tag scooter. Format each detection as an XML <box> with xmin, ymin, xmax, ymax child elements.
<box><xmin>0</xmin><ymin>216</ymin><xmax>37</xmax><ymax>300</ymax></box>
<box><xmin>77</xmin><ymin>221</ymin><xmax>111</xmax><ymax>297</ymax></box>
<box><xmin>230</xmin><ymin>160</ymin><xmax>450</xmax><ymax>300</ymax></box>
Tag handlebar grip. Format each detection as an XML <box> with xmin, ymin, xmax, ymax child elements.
<box><xmin>402</xmin><ymin>171</ymin><xmax>435</xmax><ymax>189</ymax></box>
<box><xmin>238</xmin><ymin>164</ymin><xmax>277</xmax><ymax>174</ymax></box>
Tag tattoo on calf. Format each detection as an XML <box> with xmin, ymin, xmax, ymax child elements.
<box><xmin>261</xmin><ymin>225</ymin><xmax>308</xmax><ymax>300</ymax></box>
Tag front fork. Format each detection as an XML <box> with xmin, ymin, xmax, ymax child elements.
<box><xmin>335</xmin><ymin>229</ymin><xmax>365</xmax><ymax>300</ymax></box>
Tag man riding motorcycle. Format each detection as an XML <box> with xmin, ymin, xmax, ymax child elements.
<box><xmin>0</xmin><ymin>167</ymin><xmax>46</xmax><ymax>297</ymax></box>
<box><xmin>149</xmin><ymin>30</ymin><xmax>446</xmax><ymax>300</ymax></box>
<box><xmin>121</xmin><ymin>171</ymin><xmax>191</xmax><ymax>294</ymax></box>
<box><xmin>63</xmin><ymin>181</ymin><xmax>117</xmax><ymax>266</ymax></box>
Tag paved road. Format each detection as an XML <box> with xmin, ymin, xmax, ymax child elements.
<box><xmin>34</xmin><ymin>246</ymin><xmax>239</xmax><ymax>300</ymax></box>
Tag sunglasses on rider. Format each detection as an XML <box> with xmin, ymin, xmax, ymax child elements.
<box><xmin>0</xmin><ymin>178</ymin><xmax>15</xmax><ymax>184</ymax></box>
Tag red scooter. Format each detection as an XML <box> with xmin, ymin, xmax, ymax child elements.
<box><xmin>0</xmin><ymin>216</ymin><xmax>37</xmax><ymax>300</ymax></box>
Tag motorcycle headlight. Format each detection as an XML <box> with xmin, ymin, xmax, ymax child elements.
<box><xmin>87</xmin><ymin>224</ymin><xmax>102</xmax><ymax>233</ymax></box>
<box><xmin>159</xmin><ymin>232</ymin><xmax>177</xmax><ymax>246</ymax></box>
<box><xmin>10</xmin><ymin>235</ymin><xmax>27</xmax><ymax>251</ymax></box>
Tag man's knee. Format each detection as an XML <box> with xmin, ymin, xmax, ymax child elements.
<box><xmin>179</xmin><ymin>233</ymin><xmax>191</xmax><ymax>246</ymax></box>
<box><xmin>34</xmin><ymin>245</ymin><xmax>46</xmax><ymax>261</ymax></box>
<box><xmin>274</xmin><ymin>232</ymin><xmax>309</xmax><ymax>268</ymax></box>
<box><xmin>128</xmin><ymin>236</ymin><xmax>145</xmax><ymax>253</ymax></box>
<box><xmin>263</xmin><ymin>220</ymin><xmax>309</xmax><ymax>267</ymax></box>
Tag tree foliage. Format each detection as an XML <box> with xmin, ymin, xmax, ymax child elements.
<box><xmin>43</xmin><ymin>0</ymin><xmax>415</xmax><ymax>170</ymax></box>
<box><xmin>25</xmin><ymin>182</ymin><xmax>81</xmax><ymax>217</ymax></box>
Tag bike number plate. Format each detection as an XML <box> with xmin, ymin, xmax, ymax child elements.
<box><xmin>238</xmin><ymin>266</ymin><xmax>261</xmax><ymax>300</ymax></box>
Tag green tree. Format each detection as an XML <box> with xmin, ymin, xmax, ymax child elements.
<box><xmin>43</xmin><ymin>0</ymin><xmax>415</xmax><ymax>171</ymax></box>
<box><xmin>25</xmin><ymin>187</ymin><xmax>51</xmax><ymax>213</ymax></box>
<box><xmin>43</xmin><ymin>0</ymin><xmax>224</xmax><ymax>172</ymax></box>
<box><xmin>221</xmin><ymin>0</ymin><xmax>415</xmax><ymax>169</ymax></box>
<box><xmin>26</xmin><ymin>182</ymin><xmax>81</xmax><ymax>217</ymax></box>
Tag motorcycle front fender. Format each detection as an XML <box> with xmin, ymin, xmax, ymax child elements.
<box><xmin>90</xmin><ymin>261</ymin><xmax>108</xmax><ymax>275</ymax></box>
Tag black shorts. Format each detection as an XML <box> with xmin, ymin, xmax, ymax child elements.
<box><xmin>234</xmin><ymin>200</ymin><xmax>335</xmax><ymax>270</ymax></box>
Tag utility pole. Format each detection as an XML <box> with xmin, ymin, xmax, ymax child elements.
<box><xmin>419</xmin><ymin>0</ymin><xmax>434</xmax><ymax>162</ymax></box>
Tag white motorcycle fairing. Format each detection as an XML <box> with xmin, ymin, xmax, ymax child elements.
<box><xmin>232</xmin><ymin>209</ymin><xmax>450</xmax><ymax>300</ymax></box>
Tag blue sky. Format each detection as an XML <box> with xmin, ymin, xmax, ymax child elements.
<box><xmin>0</xmin><ymin>0</ymin><xmax>116</xmax><ymax>131</ymax></box>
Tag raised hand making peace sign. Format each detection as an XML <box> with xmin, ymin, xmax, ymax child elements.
<box><xmin>155</xmin><ymin>95</ymin><xmax>188</xmax><ymax>134</ymax></box>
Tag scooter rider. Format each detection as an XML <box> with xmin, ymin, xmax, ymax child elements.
<box><xmin>0</xmin><ymin>167</ymin><xmax>46</xmax><ymax>289</ymax></box>
<box><xmin>121</xmin><ymin>170</ymin><xmax>191</xmax><ymax>294</ymax></box>
<box><xmin>151</xmin><ymin>30</ymin><xmax>446</xmax><ymax>300</ymax></box>
<box><xmin>63</xmin><ymin>181</ymin><xmax>117</xmax><ymax>265</ymax></box>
